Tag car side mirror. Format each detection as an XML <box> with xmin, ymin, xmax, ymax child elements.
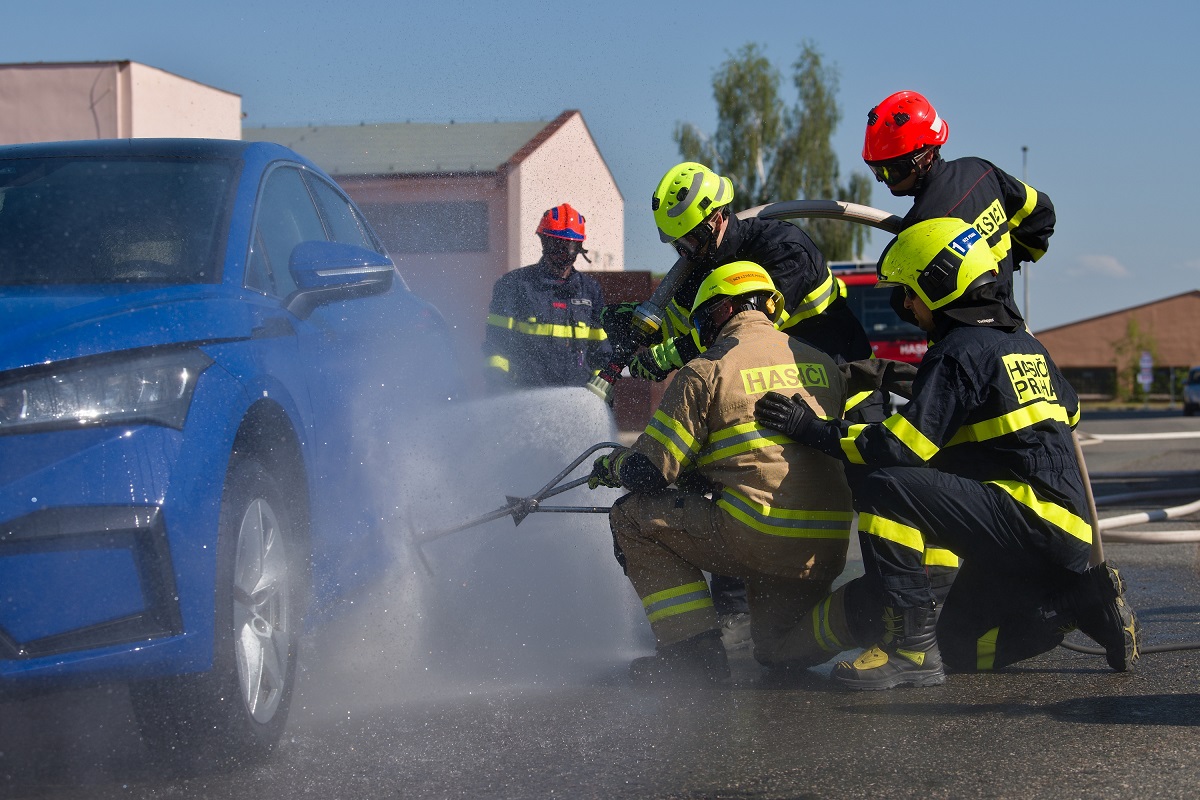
<box><xmin>285</xmin><ymin>241</ymin><xmax>396</xmax><ymax>318</ymax></box>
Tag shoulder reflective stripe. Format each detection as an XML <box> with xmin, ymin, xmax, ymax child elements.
<box><xmin>945</xmin><ymin>399</ymin><xmax>1071</xmax><ymax>447</ymax></box>
<box><xmin>922</xmin><ymin>547</ymin><xmax>960</xmax><ymax>568</ymax></box>
<box><xmin>882</xmin><ymin>414</ymin><xmax>940</xmax><ymax>461</ymax></box>
<box><xmin>1068</xmin><ymin>407</ymin><xmax>1081</xmax><ymax>428</ymax></box>
<box><xmin>717</xmin><ymin>487</ymin><xmax>853</xmax><ymax>539</ymax></box>
<box><xmin>976</xmin><ymin>627</ymin><xmax>999</xmax><ymax>672</ymax></box>
<box><xmin>858</xmin><ymin>512</ymin><xmax>924</xmax><ymax>553</ymax></box>
<box><xmin>663</xmin><ymin>300</ymin><xmax>693</xmax><ymax>340</ymax></box>
<box><xmin>811</xmin><ymin>594</ymin><xmax>846</xmax><ymax>652</ymax></box>
<box><xmin>778</xmin><ymin>270</ymin><xmax>836</xmax><ymax>328</ymax></box>
<box><xmin>642</xmin><ymin>580</ymin><xmax>713</xmax><ymax>622</ymax></box>
<box><xmin>486</xmin><ymin>314</ymin><xmax>606</xmax><ymax>340</ymax></box>
<box><xmin>486</xmin><ymin>354</ymin><xmax>510</xmax><ymax>372</ymax></box>
<box><xmin>645</xmin><ymin>409</ymin><xmax>701</xmax><ymax>467</ymax></box>
<box><xmin>841</xmin><ymin>423</ymin><xmax>869</xmax><ymax>465</ymax></box>
<box><xmin>835</xmin><ymin>276</ymin><xmax>847</xmax><ymax>299</ymax></box>
<box><xmin>843</xmin><ymin>390</ymin><xmax>872</xmax><ymax>415</ymax></box>
<box><xmin>696</xmin><ymin>422</ymin><xmax>790</xmax><ymax>466</ymax></box>
<box><xmin>985</xmin><ymin>480</ymin><xmax>1093</xmax><ymax>544</ymax></box>
<box><xmin>1008</xmin><ymin>182</ymin><xmax>1038</xmax><ymax>230</ymax></box>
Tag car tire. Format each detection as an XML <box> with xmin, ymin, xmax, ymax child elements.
<box><xmin>130</xmin><ymin>455</ymin><xmax>303</xmax><ymax>764</ymax></box>
<box><xmin>1184</xmin><ymin>403</ymin><xmax>1197</xmax><ymax>417</ymax></box>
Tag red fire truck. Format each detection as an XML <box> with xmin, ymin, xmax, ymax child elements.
<box><xmin>831</xmin><ymin>260</ymin><xmax>928</xmax><ymax>364</ymax></box>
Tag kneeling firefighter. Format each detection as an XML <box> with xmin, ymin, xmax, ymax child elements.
<box><xmin>754</xmin><ymin>218</ymin><xmax>1139</xmax><ymax>689</ymax></box>
<box><xmin>587</xmin><ymin>262</ymin><xmax>856</xmax><ymax>684</ymax></box>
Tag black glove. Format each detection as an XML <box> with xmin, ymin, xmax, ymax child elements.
<box><xmin>599</xmin><ymin>302</ymin><xmax>639</xmax><ymax>336</ymax></box>
<box><xmin>588</xmin><ymin>448</ymin><xmax>629</xmax><ymax>490</ymax></box>
<box><xmin>754</xmin><ymin>391</ymin><xmax>834</xmax><ymax>451</ymax></box>
<box><xmin>675</xmin><ymin>470</ymin><xmax>719</xmax><ymax>496</ymax></box>
<box><xmin>629</xmin><ymin>349</ymin><xmax>672</xmax><ymax>381</ymax></box>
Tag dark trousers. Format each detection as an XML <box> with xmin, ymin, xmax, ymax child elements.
<box><xmin>846</xmin><ymin>465</ymin><xmax>1090</xmax><ymax>671</ymax></box>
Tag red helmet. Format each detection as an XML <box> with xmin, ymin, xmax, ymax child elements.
<box><xmin>536</xmin><ymin>203</ymin><xmax>586</xmax><ymax>242</ymax></box>
<box><xmin>862</xmin><ymin>91</ymin><xmax>949</xmax><ymax>162</ymax></box>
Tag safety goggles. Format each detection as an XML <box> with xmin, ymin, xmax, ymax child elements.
<box><xmin>867</xmin><ymin>153</ymin><xmax>924</xmax><ymax>186</ymax></box>
<box><xmin>673</xmin><ymin>217</ymin><xmax>718</xmax><ymax>260</ymax></box>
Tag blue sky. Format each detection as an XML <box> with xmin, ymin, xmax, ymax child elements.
<box><xmin>9</xmin><ymin>0</ymin><xmax>1196</xmax><ymax>331</ymax></box>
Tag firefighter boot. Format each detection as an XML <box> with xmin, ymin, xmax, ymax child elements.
<box><xmin>831</xmin><ymin>604</ymin><xmax>945</xmax><ymax>691</ymax></box>
<box><xmin>629</xmin><ymin>629</ymin><xmax>731</xmax><ymax>686</ymax></box>
<box><xmin>1056</xmin><ymin>561</ymin><xmax>1140</xmax><ymax>672</ymax></box>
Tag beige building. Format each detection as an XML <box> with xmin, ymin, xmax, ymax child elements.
<box><xmin>0</xmin><ymin>61</ymin><xmax>241</xmax><ymax>143</ymax></box>
<box><xmin>243</xmin><ymin>110</ymin><xmax>625</xmax><ymax>390</ymax></box>
<box><xmin>1036</xmin><ymin>291</ymin><xmax>1200</xmax><ymax>397</ymax></box>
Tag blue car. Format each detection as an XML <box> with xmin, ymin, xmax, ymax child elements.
<box><xmin>0</xmin><ymin>139</ymin><xmax>461</xmax><ymax>757</ymax></box>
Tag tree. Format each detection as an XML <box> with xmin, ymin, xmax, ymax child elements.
<box><xmin>674</xmin><ymin>42</ymin><xmax>872</xmax><ymax>260</ymax></box>
<box><xmin>1111</xmin><ymin>318</ymin><xmax>1159</xmax><ymax>402</ymax></box>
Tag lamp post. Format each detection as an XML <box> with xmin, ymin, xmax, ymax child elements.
<box><xmin>1022</xmin><ymin>145</ymin><xmax>1029</xmax><ymax>328</ymax></box>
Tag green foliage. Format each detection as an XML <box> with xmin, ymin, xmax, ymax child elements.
<box><xmin>1110</xmin><ymin>318</ymin><xmax>1159</xmax><ymax>401</ymax></box>
<box><xmin>674</xmin><ymin>41</ymin><xmax>872</xmax><ymax>260</ymax></box>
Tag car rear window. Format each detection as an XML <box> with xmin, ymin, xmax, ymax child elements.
<box><xmin>0</xmin><ymin>156</ymin><xmax>236</xmax><ymax>286</ymax></box>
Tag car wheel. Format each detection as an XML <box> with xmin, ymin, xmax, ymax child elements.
<box><xmin>1184</xmin><ymin>404</ymin><xmax>1197</xmax><ymax>417</ymax></box>
<box><xmin>131</xmin><ymin>456</ymin><xmax>303</xmax><ymax>763</ymax></box>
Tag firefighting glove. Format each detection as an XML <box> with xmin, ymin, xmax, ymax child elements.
<box><xmin>630</xmin><ymin>348</ymin><xmax>672</xmax><ymax>381</ymax></box>
<box><xmin>675</xmin><ymin>470</ymin><xmax>719</xmax><ymax>496</ymax></box>
<box><xmin>754</xmin><ymin>391</ymin><xmax>838</xmax><ymax>453</ymax></box>
<box><xmin>588</xmin><ymin>448</ymin><xmax>630</xmax><ymax>490</ymax></box>
<box><xmin>599</xmin><ymin>302</ymin><xmax>639</xmax><ymax>336</ymax></box>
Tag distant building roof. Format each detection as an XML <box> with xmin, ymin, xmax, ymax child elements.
<box><xmin>242</xmin><ymin>113</ymin><xmax>574</xmax><ymax>177</ymax></box>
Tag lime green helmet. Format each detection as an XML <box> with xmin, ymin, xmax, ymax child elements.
<box><xmin>877</xmin><ymin>218</ymin><xmax>997</xmax><ymax>310</ymax></box>
<box><xmin>652</xmin><ymin>162</ymin><xmax>735</xmax><ymax>243</ymax></box>
<box><xmin>689</xmin><ymin>261</ymin><xmax>783</xmax><ymax>347</ymax></box>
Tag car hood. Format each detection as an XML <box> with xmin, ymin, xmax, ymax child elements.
<box><xmin>0</xmin><ymin>285</ymin><xmax>276</xmax><ymax>372</ymax></box>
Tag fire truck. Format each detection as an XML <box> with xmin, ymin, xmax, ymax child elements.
<box><xmin>831</xmin><ymin>260</ymin><xmax>928</xmax><ymax>364</ymax></box>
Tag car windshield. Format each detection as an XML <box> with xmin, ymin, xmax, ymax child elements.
<box><xmin>0</xmin><ymin>156</ymin><xmax>236</xmax><ymax>286</ymax></box>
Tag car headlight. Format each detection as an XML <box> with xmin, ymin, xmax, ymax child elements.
<box><xmin>0</xmin><ymin>348</ymin><xmax>214</xmax><ymax>434</ymax></box>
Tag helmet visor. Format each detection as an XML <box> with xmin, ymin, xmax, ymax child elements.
<box><xmin>867</xmin><ymin>154</ymin><xmax>920</xmax><ymax>186</ymax></box>
<box><xmin>672</xmin><ymin>215</ymin><xmax>718</xmax><ymax>260</ymax></box>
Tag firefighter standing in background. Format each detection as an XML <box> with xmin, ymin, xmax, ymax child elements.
<box><xmin>754</xmin><ymin>218</ymin><xmax>1139</xmax><ymax>689</ymax></box>
<box><xmin>862</xmin><ymin>90</ymin><xmax>1055</xmax><ymax>324</ymax></box>
<box><xmin>484</xmin><ymin>203</ymin><xmax>610</xmax><ymax>389</ymax></box>
<box><xmin>587</xmin><ymin>263</ymin><xmax>857</xmax><ymax>684</ymax></box>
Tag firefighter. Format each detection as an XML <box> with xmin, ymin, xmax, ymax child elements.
<box><xmin>754</xmin><ymin>218</ymin><xmax>1140</xmax><ymax>689</ymax></box>
<box><xmin>862</xmin><ymin>90</ymin><xmax>1055</xmax><ymax>324</ymax></box>
<box><xmin>587</xmin><ymin>262</ymin><xmax>857</xmax><ymax>684</ymax></box>
<box><xmin>607</xmin><ymin>162</ymin><xmax>883</xmax><ymax>641</ymax></box>
<box><xmin>483</xmin><ymin>203</ymin><xmax>610</xmax><ymax>389</ymax></box>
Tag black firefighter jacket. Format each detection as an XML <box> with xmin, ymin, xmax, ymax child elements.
<box><xmin>484</xmin><ymin>262</ymin><xmax>611</xmax><ymax>388</ymax></box>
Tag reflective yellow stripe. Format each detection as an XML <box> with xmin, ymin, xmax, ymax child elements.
<box><xmin>923</xmin><ymin>547</ymin><xmax>960</xmax><ymax>568</ymax></box>
<box><xmin>696</xmin><ymin>422</ymin><xmax>790</xmax><ymax>466</ymax></box>
<box><xmin>986</xmin><ymin>480</ymin><xmax>1093</xmax><ymax>545</ymax></box>
<box><xmin>1068</xmin><ymin>407</ymin><xmax>1081</xmax><ymax>428</ymax></box>
<box><xmin>977</xmin><ymin>627</ymin><xmax>999</xmax><ymax>671</ymax></box>
<box><xmin>843</xmin><ymin>390</ymin><xmax>872</xmax><ymax>415</ymax></box>
<box><xmin>664</xmin><ymin>299</ymin><xmax>692</xmax><ymax>340</ymax></box>
<box><xmin>841</xmin><ymin>423</ymin><xmax>868</xmax><ymax>465</ymax></box>
<box><xmin>811</xmin><ymin>594</ymin><xmax>846</xmax><ymax>653</ymax></box>
<box><xmin>778</xmin><ymin>269</ymin><xmax>837</xmax><ymax>329</ymax></box>
<box><xmin>717</xmin><ymin>487</ymin><xmax>853</xmax><ymax>539</ymax></box>
<box><xmin>486</xmin><ymin>354</ymin><xmax>510</xmax><ymax>372</ymax></box>
<box><xmin>883</xmin><ymin>413</ymin><xmax>940</xmax><ymax>462</ymax></box>
<box><xmin>945</xmin><ymin>400</ymin><xmax>1070</xmax><ymax>447</ymax></box>
<box><xmin>642</xmin><ymin>580</ymin><xmax>713</xmax><ymax>623</ymax></box>
<box><xmin>645</xmin><ymin>409</ymin><xmax>700</xmax><ymax>468</ymax></box>
<box><xmin>1008</xmin><ymin>182</ymin><xmax>1038</xmax><ymax>230</ymax></box>
<box><xmin>858</xmin><ymin>512</ymin><xmax>924</xmax><ymax>553</ymax></box>
<box><xmin>486</xmin><ymin>313</ymin><xmax>607</xmax><ymax>340</ymax></box>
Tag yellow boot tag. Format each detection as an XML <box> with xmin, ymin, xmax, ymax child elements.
<box><xmin>852</xmin><ymin>645</ymin><xmax>890</xmax><ymax>670</ymax></box>
<box><xmin>897</xmin><ymin>648</ymin><xmax>926</xmax><ymax>666</ymax></box>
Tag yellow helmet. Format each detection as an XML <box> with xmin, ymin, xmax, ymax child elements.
<box><xmin>652</xmin><ymin>162</ymin><xmax>735</xmax><ymax>244</ymax></box>
<box><xmin>689</xmin><ymin>262</ymin><xmax>783</xmax><ymax>348</ymax></box>
<box><xmin>877</xmin><ymin>218</ymin><xmax>997</xmax><ymax>310</ymax></box>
